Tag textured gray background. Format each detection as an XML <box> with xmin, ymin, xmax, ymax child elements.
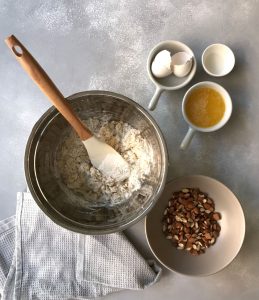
<box><xmin>0</xmin><ymin>0</ymin><xmax>259</xmax><ymax>299</ymax></box>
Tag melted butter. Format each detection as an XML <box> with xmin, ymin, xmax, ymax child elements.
<box><xmin>185</xmin><ymin>87</ymin><xmax>225</xmax><ymax>128</ymax></box>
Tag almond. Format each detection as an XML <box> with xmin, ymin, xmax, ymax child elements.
<box><xmin>212</xmin><ymin>212</ymin><xmax>221</xmax><ymax>221</ymax></box>
<box><xmin>162</xmin><ymin>188</ymin><xmax>221</xmax><ymax>256</ymax></box>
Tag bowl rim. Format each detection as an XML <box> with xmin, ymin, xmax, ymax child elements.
<box><xmin>147</xmin><ymin>40</ymin><xmax>197</xmax><ymax>90</ymax></box>
<box><xmin>24</xmin><ymin>90</ymin><xmax>169</xmax><ymax>235</ymax></box>
<box><xmin>145</xmin><ymin>174</ymin><xmax>246</xmax><ymax>276</ymax></box>
<box><xmin>201</xmin><ymin>43</ymin><xmax>235</xmax><ymax>77</ymax></box>
<box><xmin>182</xmin><ymin>81</ymin><xmax>233</xmax><ymax>132</ymax></box>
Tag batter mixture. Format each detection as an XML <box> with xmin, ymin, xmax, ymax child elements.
<box><xmin>55</xmin><ymin>117</ymin><xmax>154</xmax><ymax>206</ymax></box>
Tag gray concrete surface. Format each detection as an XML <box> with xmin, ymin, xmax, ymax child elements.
<box><xmin>0</xmin><ymin>0</ymin><xmax>259</xmax><ymax>299</ymax></box>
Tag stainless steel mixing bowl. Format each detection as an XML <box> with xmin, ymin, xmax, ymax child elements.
<box><xmin>25</xmin><ymin>91</ymin><xmax>168</xmax><ymax>234</ymax></box>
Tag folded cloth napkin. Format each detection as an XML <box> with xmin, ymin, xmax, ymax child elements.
<box><xmin>0</xmin><ymin>192</ymin><xmax>161</xmax><ymax>300</ymax></box>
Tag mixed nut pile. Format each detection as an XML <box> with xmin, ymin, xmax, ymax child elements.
<box><xmin>162</xmin><ymin>188</ymin><xmax>221</xmax><ymax>256</ymax></box>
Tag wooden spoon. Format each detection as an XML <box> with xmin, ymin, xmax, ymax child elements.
<box><xmin>5</xmin><ymin>35</ymin><xmax>130</xmax><ymax>181</ymax></box>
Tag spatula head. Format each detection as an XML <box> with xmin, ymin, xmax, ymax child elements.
<box><xmin>82</xmin><ymin>136</ymin><xmax>130</xmax><ymax>181</ymax></box>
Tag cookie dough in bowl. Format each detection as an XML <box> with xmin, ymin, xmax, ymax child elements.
<box><xmin>55</xmin><ymin>118</ymin><xmax>154</xmax><ymax>207</ymax></box>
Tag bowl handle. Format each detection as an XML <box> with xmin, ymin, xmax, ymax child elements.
<box><xmin>180</xmin><ymin>127</ymin><xmax>196</xmax><ymax>150</ymax></box>
<box><xmin>148</xmin><ymin>87</ymin><xmax>163</xmax><ymax>110</ymax></box>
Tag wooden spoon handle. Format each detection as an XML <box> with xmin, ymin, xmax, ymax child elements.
<box><xmin>5</xmin><ymin>35</ymin><xmax>92</xmax><ymax>141</ymax></box>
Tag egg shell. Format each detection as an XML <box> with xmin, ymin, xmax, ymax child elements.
<box><xmin>151</xmin><ymin>50</ymin><xmax>173</xmax><ymax>78</ymax></box>
<box><xmin>171</xmin><ymin>52</ymin><xmax>193</xmax><ymax>78</ymax></box>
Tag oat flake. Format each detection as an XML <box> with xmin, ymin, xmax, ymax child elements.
<box><xmin>55</xmin><ymin>118</ymin><xmax>154</xmax><ymax>206</ymax></box>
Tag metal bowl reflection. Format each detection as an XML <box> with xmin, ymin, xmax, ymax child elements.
<box><xmin>25</xmin><ymin>91</ymin><xmax>168</xmax><ymax>234</ymax></box>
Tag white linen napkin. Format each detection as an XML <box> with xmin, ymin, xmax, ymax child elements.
<box><xmin>0</xmin><ymin>192</ymin><xmax>161</xmax><ymax>300</ymax></box>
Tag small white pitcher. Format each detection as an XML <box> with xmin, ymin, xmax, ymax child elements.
<box><xmin>147</xmin><ymin>40</ymin><xmax>197</xmax><ymax>111</ymax></box>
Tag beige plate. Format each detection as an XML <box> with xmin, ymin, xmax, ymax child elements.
<box><xmin>145</xmin><ymin>175</ymin><xmax>245</xmax><ymax>276</ymax></box>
